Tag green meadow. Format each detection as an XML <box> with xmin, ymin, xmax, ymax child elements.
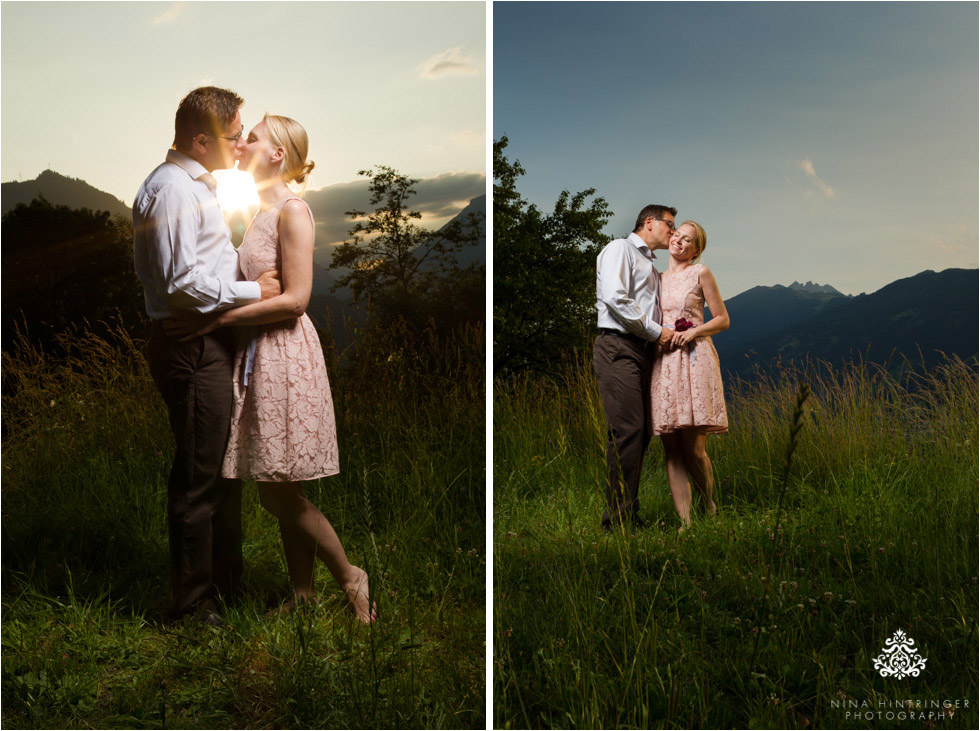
<box><xmin>494</xmin><ymin>357</ymin><xmax>978</xmax><ymax>729</ymax></box>
<box><xmin>2</xmin><ymin>322</ymin><xmax>485</xmax><ymax>729</ymax></box>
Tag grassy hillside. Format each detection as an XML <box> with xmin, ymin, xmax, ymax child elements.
<box><xmin>494</xmin><ymin>356</ymin><xmax>978</xmax><ymax>729</ymax></box>
<box><xmin>2</xmin><ymin>322</ymin><xmax>486</xmax><ymax>729</ymax></box>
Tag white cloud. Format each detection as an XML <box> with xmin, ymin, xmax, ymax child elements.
<box><xmin>452</xmin><ymin>129</ymin><xmax>485</xmax><ymax>145</ymax></box>
<box><xmin>419</xmin><ymin>46</ymin><xmax>480</xmax><ymax>79</ymax></box>
<box><xmin>799</xmin><ymin>158</ymin><xmax>835</xmax><ymax>199</ymax></box>
<box><xmin>152</xmin><ymin>2</ymin><xmax>187</xmax><ymax>26</ymax></box>
<box><xmin>925</xmin><ymin>225</ymin><xmax>974</xmax><ymax>257</ymax></box>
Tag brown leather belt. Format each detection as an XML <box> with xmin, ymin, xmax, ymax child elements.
<box><xmin>598</xmin><ymin>328</ymin><xmax>653</xmax><ymax>347</ymax></box>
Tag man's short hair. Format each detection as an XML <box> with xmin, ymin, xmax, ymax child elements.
<box><xmin>173</xmin><ymin>86</ymin><xmax>243</xmax><ymax>149</ymax></box>
<box><xmin>633</xmin><ymin>204</ymin><xmax>678</xmax><ymax>232</ymax></box>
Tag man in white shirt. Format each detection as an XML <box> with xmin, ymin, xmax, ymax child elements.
<box><xmin>134</xmin><ymin>86</ymin><xmax>280</xmax><ymax>623</ymax></box>
<box><xmin>594</xmin><ymin>205</ymin><xmax>677</xmax><ymax>530</ymax></box>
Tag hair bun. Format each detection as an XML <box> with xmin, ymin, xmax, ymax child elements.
<box><xmin>295</xmin><ymin>160</ymin><xmax>315</xmax><ymax>185</ymax></box>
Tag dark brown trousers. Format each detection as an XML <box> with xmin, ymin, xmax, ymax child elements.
<box><xmin>593</xmin><ymin>332</ymin><xmax>654</xmax><ymax>526</ymax></box>
<box><xmin>146</xmin><ymin>324</ymin><xmax>243</xmax><ymax>619</ymax></box>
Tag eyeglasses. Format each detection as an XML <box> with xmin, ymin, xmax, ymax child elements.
<box><xmin>203</xmin><ymin>129</ymin><xmax>243</xmax><ymax>143</ymax></box>
<box><xmin>648</xmin><ymin>217</ymin><xmax>675</xmax><ymax>231</ymax></box>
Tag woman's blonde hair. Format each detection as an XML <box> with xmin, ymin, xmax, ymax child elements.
<box><xmin>679</xmin><ymin>220</ymin><xmax>707</xmax><ymax>260</ymax></box>
<box><xmin>263</xmin><ymin>113</ymin><xmax>315</xmax><ymax>186</ymax></box>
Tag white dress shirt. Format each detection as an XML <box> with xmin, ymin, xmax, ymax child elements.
<box><xmin>596</xmin><ymin>232</ymin><xmax>663</xmax><ymax>341</ymax></box>
<box><xmin>133</xmin><ymin>149</ymin><xmax>260</xmax><ymax>320</ymax></box>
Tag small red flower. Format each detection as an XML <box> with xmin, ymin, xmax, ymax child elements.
<box><xmin>675</xmin><ymin>317</ymin><xmax>695</xmax><ymax>332</ymax></box>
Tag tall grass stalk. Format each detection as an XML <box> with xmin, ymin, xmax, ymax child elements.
<box><xmin>749</xmin><ymin>382</ymin><xmax>810</xmax><ymax>670</ymax></box>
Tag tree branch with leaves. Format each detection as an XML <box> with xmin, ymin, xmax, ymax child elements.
<box><xmin>329</xmin><ymin>166</ymin><xmax>481</xmax><ymax>305</ymax></box>
<box><xmin>493</xmin><ymin>136</ymin><xmax>611</xmax><ymax>377</ymax></box>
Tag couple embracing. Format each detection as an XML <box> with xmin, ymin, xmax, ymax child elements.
<box><xmin>594</xmin><ymin>205</ymin><xmax>730</xmax><ymax>532</ymax></box>
<box><xmin>134</xmin><ymin>86</ymin><xmax>375</xmax><ymax>624</ymax></box>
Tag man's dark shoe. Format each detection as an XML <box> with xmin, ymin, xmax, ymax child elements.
<box><xmin>630</xmin><ymin>515</ymin><xmax>649</xmax><ymax>530</ymax></box>
<box><xmin>167</xmin><ymin>599</ymin><xmax>227</xmax><ymax>628</ymax></box>
<box><xmin>203</xmin><ymin>611</ymin><xmax>226</xmax><ymax>629</ymax></box>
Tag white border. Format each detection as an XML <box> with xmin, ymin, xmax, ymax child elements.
<box><xmin>484</xmin><ymin>1</ymin><xmax>494</xmax><ymax>727</ymax></box>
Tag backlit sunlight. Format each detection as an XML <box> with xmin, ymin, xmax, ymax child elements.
<box><xmin>213</xmin><ymin>163</ymin><xmax>259</xmax><ymax>213</ymax></box>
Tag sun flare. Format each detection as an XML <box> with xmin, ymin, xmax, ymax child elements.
<box><xmin>213</xmin><ymin>164</ymin><xmax>259</xmax><ymax>213</ymax></box>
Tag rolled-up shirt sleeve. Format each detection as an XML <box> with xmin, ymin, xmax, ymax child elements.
<box><xmin>597</xmin><ymin>240</ymin><xmax>662</xmax><ymax>341</ymax></box>
<box><xmin>142</xmin><ymin>185</ymin><xmax>260</xmax><ymax>313</ymax></box>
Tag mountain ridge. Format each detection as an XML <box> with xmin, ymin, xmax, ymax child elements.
<box><xmin>788</xmin><ymin>280</ymin><xmax>845</xmax><ymax>296</ymax></box>
<box><xmin>709</xmin><ymin>282</ymin><xmax>851</xmax><ymax>353</ymax></box>
<box><xmin>716</xmin><ymin>267</ymin><xmax>978</xmax><ymax>380</ymax></box>
<box><xmin>1</xmin><ymin>170</ymin><xmax>130</xmax><ymax>218</ymax></box>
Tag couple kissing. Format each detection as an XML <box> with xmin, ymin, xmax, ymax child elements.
<box><xmin>134</xmin><ymin>86</ymin><xmax>375</xmax><ymax>625</ymax></box>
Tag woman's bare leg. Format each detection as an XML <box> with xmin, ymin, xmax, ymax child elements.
<box><xmin>258</xmin><ymin>482</ymin><xmax>376</xmax><ymax>622</ymax></box>
<box><xmin>661</xmin><ymin>432</ymin><xmax>692</xmax><ymax>528</ymax></box>
<box><xmin>277</xmin><ymin>521</ymin><xmax>315</xmax><ymax>600</ymax></box>
<box><xmin>681</xmin><ymin>429</ymin><xmax>716</xmax><ymax>516</ymax></box>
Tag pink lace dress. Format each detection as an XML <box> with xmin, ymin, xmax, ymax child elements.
<box><xmin>221</xmin><ymin>198</ymin><xmax>340</xmax><ymax>482</ymax></box>
<box><xmin>649</xmin><ymin>263</ymin><xmax>728</xmax><ymax>435</ymax></box>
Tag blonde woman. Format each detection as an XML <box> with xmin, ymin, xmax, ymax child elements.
<box><xmin>648</xmin><ymin>221</ymin><xmax>730</xmax><ymax>530</ymax></box>
<box><xmin>166</xmin><ymin>115</ymin><xmax>375</xmax><ymax>623</ymax></box>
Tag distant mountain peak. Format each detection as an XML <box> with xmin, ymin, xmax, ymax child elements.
<box><xmin>2</xmin><ymin>169</ymin><xmax>129</xmax><ymax>218</ymax></box>
<box><xmin>788</xmin><ymin>280</ymin><xmax>844</xmax><ymax>295</ymax></box>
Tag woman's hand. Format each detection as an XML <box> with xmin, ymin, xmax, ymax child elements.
<box><xmin>671</xmin><ymin>329</ymin><xmax>698</xmax><ymax>349</ymax></box>
<box><xmin>163</xmin><ymin>310</ymin><xmax>224</xmax><ymax>343</ymax></box>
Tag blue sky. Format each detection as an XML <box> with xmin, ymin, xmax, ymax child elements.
<box><xmin>494</xmin><ymin>1</ymin><xmax>978</xmax><ymax>296</ymax></box>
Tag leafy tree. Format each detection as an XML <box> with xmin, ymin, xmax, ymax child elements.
<box><xmin>493</xmin><ymin>136</ymin><xmax>611</xmax><ymax>376</ymax></box>
<box><xmin>2</xmin><ymin>196</ymin><xmax>143</xmax><ymax>353</ymax></box>
<box><xmin>329</xmin><ymin>166</ymin><xmax>482</xmax><ymax>314</ymax></box>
